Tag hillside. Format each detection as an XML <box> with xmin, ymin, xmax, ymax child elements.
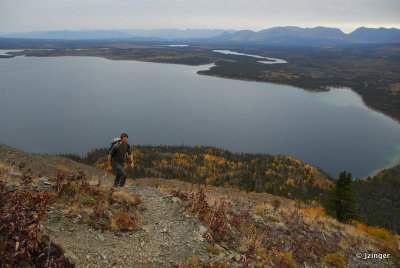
<box><xmin>1</xmin><ymin>143</ymin><xmax>399</xmax><ymax>267</ymax></box>
<box><xmin>60</xmin><ymin>145</ymin><xmax>335</xmax><ymax>204</ymax></box>
<box><xmin>354</xmin><ymin>163</ymin><xmax>400</xmax><ymax>233</ymax></box>
<box><xmin>63</xmin><ymin>144</ymin><xmax>400</xmax><ymax>234</ymax></box>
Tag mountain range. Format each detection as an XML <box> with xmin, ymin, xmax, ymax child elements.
<box><xmin>1</xmin><ymin>26</ymin><xmax>400</xmax><ymax>45</ymax></box>
<box><xmin>212</xmin><ymin>26</ymin><xmax>400</xmax><ymax>45</ymax></box>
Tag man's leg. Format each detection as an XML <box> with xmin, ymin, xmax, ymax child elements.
<box><xmin>112</xmin><ymin>164</ymin><xmax>121</xmax><ymax>187</ymax></box>
<box><xmin>114</xmin><ymin>163</ymin><xmax>127</xmax><ymax>187</ymax></box>
<box><xmin>118</xmin><ymin>166</ymin><xmax>128</xmax><ymax>187</ymax></box>
<box><xmin>113</xmin><ymin>175</ymin><xmax>120</xmax><ymax>187</ymax></box>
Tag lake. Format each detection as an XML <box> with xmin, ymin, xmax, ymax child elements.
<box><xmin>212</xmin><ymin>50</ymin><xmax>288</xmax><ymax>64</ymax></box>
<box><xmin>1</xmin><ymin>54</ymin><xmax>400</xmax><ymax>178</ymax></box>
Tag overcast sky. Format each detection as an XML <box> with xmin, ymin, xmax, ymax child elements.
<box><xmin>0</xmin><ymin>0</ymin><xmax>399</xmax><ymax>33</ymax></box>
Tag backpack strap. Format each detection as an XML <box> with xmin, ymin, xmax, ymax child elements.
<box><xmin>109</xmin><ymin>141</ymin><xmax>119</xmax><ymax>156</ymax></box>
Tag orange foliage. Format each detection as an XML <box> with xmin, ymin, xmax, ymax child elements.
<box><xmin>110</xmin><ymin>211</ymin><xmax>136</xmax><ymax>231</ymax></box>
<box><xmin>301</xmin><ymin>207</ymin><xmax>326</xmax><ymax>217</ymax></box>
<box><xmin>355</xmin><ymin>222</ymin><xmax>396</xmax><ymax>242</ymax></box>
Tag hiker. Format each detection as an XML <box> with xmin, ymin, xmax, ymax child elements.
<box><xmin>107</xmin><ymin>133</ymin><xmax>135</xmax><ymax>187</ymax></box>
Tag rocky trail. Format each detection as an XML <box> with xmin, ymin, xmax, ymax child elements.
<box><xmin>43</xmin><ymin>183</ymin><xmax>213</xmax><ymax>267</ymax></box>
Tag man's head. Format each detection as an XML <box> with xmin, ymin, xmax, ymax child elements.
<box><xmin>120</xmin><ymin>133</ymin><xmax>129</xmax><ymax>144</ymax></box>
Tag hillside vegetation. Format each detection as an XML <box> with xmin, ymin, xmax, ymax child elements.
<box><xmin>62</xmin><ymin>145</ymin><xmax>334</xmax><ymax>204</ymax></box>
<box><xmin>354</xmin><ymin>163</ymin><xmax>400</xmax><ymax>233</ymax></box>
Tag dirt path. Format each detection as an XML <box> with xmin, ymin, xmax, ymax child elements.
<box><xmin>44</xmin><ymin>184</ymin><xmax>212</xmax><ymax>267</ymax></box>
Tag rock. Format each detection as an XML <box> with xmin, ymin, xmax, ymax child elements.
<box><xmin>196</xmin><ymin>234</ymin><xmax>205</xmax><ymax>242</ymax></box>
<box><xmin>99</xmin><ymin>252</ymin><xmax>107</xmax><ymax>260</ymax></box>
<box><xmin>161</xmin><ymin>228</ymin><xmax>168</xmax><ymax>233</ymax></box>
<box><xmin>38</xmin><ymin>177</ymin><xmax>49</xmax><ymax>183</ymax></box>
<box><xmin>199</xmin><ymin>225</ymin><xmax>208</xmax><ymax>235</ymax></box>
<box><xmin>105</xmin><ymin>210</ymin><xmax>113</xmax><ymax>219</ymax></box>
<box><xmin>234</xmin><ymin>254</ymin><xmax>241</xmax><ymax>262</ymax></box>
<box><xmin>73</xmin><ymin>214</ymin><xmax>82</xmax><ymax>223</ymax></box>
<box><xmin>172</xmin><ymin>197</ymin><xmax>183</xmax><ymax>204</ymax></box>
<box><xmin>6</xmin><ymin>184</ymin><xmax>18</xmax><ymax>192</ymax></box>
<box><xmin>97</xmin><ymin>234</ymin><xmax>105</xmax><ymax>241</ymax></box>
<box><xmin>220</xmin><ymin>242</ymin><xmax>229</xmax><ymax>250</ymax></box>
<box><xmin>32</xmin><ymin>186</ymin><xmax>39</xmax><ymax>192</ymax></box>
<box><xmin>141</xmin><ymin>225</ymin><xmax>151</xmax><ymax>233</ymax></box>
<box><xmin>214</xmin><ymin>243</ymin><xmax>225</xmax><ymax>252</ymax></box>
<box><xmin>63</xmin><ymin>250</ymin><xmax>79</xmax><ymax>265</ymax></box>
<box><xmin>126</xmin><ymin>232</ymin><xmax>134</xmax><ymax>238</ymax></box>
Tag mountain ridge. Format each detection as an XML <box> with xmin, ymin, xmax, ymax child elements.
<box><xmin>2</xmin><ymin>26</ymin><xmax>399</xmax><ymax>45</ymax></box>
<box><xmin>212</xmin><ymin>26</ymin><xmax>400</xmax><ymax>45</ymax></box>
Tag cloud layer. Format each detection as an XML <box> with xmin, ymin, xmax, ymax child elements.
<box><xmin>1</xmin><ymin>0</ymin><xmax>399</xmax><ymax>33</ymax></box>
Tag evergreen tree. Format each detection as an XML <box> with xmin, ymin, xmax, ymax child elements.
<box><xmin>326</xmin><ymin>171</ymin><xmax>359</xmax><ymax>222</ymax></box>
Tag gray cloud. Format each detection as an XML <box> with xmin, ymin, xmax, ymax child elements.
<box><xmin>0</xmin><ymin>0</ymin><xmax>399</xmax><ymax>33</ymax></box>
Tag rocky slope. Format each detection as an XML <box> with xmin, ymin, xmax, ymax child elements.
<box><xmin>43</xmin><ymin>183</ymin><xmax>212</xmax><ymax>267</ymax></box>
<box><xmin>1</xmin><ymin>143</ymin><xmax>398</xmax><ymax>267</ymax></box>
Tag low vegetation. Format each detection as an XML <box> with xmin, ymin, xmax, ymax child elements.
<box><xmin>0</xmin><ymin>163</ymin><xmax>73</xmax><ymax>267</ymax></box>
<box><xmin>52</xmin><ymin>169</ymin><xmax>141</xmax><ymax>232</ymax></box>
<box><xmin>0</xmin><ymin>161</ymin><xmax>141</xmax><ymax>266</ymax></box>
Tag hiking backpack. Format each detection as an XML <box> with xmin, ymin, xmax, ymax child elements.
<box><xmin>109</xmin><ymin>137</ymin><xmax>121</xmax><ymax>152</ymax></box>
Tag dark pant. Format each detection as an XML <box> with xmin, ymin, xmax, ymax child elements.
<box><xmin>112</xmin><ymin>163</ymin><xmax>127</xmax><ymax>187</ymax></box>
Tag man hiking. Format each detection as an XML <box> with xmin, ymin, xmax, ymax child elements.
<box><xmin>107</xmin><ymin>133</ymin><xmax>135</xmax><ymax>187</ymax></box>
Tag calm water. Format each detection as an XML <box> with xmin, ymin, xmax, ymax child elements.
<box><xmin>212</xmin><ymin>50</ymin><xmax>288</xmax><ymax>64</ymax></box>
<box><xmin>1</xmin><ymin>55</ymin><xmax>400</xmax><ymax>178</ymax></box>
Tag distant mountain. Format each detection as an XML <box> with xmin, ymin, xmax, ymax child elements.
<box><xmin>0</xmin><ymin>29</ymin><xmax>232</xmax><ymax>40</ymax></box>
<box><xmin>212</xmin><ymin>26</ymin><xmax>400</xmax><ymax>45</ymax></box>
<box><xmin>349</xmin><ymin>27</ymin><xmax>400</xmax><ymax>43</ymax></box>
<box><xmin>1</xmin><ymin>27</ymin><xmax>399</xmax><ymax>45</ymax></box>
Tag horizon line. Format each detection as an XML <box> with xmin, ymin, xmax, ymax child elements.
<box><xmin>1</xmin><ymin>25</ymin><xmax>400</xmax><ymax>35</ymax></box>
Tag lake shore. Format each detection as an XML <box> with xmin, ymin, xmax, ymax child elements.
<box><xmin>3</xmin><ymin>43</ymin><xmax>399</xmax><ymax>124</ymax></box>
